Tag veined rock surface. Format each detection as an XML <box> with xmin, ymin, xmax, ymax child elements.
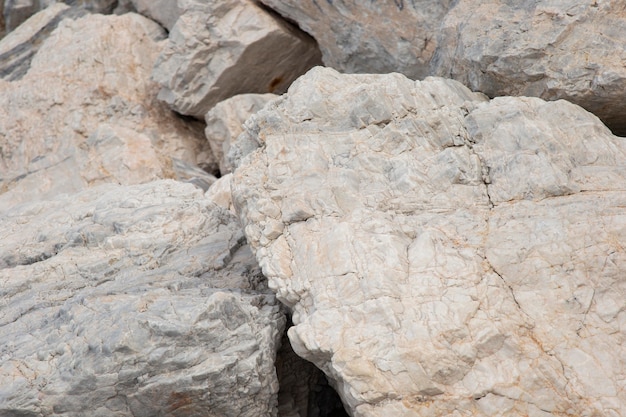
<box><xmin>231</xmin><ymin>67</ymin><xmax>626</xmax><ymax>416</ymax></box>
<box><xmin>0</xmin><ymin>12</ymin><xmax>215</xmax><ymax>212</ymax></box>
<box><xmin>0</xmin><ymin>180</ymin><xmax>284</xmax><ymax>417</ymax></box>
<box><xmin>152</xmin><ymin>0</ymin><xmax>322</xmax><ymax>118</ymax></box>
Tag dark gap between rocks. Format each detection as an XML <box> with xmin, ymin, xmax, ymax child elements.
<box><xmin>276</xmin><ymin>318</ymin><xmax>349</xmax><ymax>417</ymax></box>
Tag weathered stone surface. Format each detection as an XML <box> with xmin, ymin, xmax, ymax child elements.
<box><xmin>258</xmin><ymin>0</ymin><xmax>451</xmax><ymax>80</ymax></box>
<box><xmin>0</xmin><ymin>12</ymin><xmax>215</xmax><ymax>212</ymax></box>
<box><xmin>0</xmin><ymin>180</ymin><xmax>284</xmax><ymax>417</ymax></box>
<box><xmin>231</xmin><ymin>67</ymin><xmax>626</xmax><ymax>416</ymax></box>
<box><xmin>433</xmin><ymin>0</ymin><xmax>626</xmax><ymax>135</ymax></box>
<box><xmin>205</xmin><ymin>93</ymin><xmax>278</xmax><ymax>175</ymax></box>
<box><xmin>129</xmin><ymin>0</ymin><xmax>179</xmax><ymax>30</ymax></box>
<box><xmin>0</xmin><ymin>3</ymin><xmax>85</xmax><ymax>81</ymax></box>
<box><xmin>3</xmin><ymin>0</ymin><xmax>117</xmax><ymax>34</ymax></box>
<box><xmin>152</xmin><ymin>0</ymin><xmax>322</xmax><ymax>118</ymax></box>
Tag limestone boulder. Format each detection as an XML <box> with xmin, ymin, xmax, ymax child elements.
<box><xmin>432</xmin><ymin>0</ymin><xmax>626</xmax><ymax>135</ymax></box>
<box><xmin>205</xmin><ymin>93</ymin><xmax>278</xmax><ymax>175</ymax></box>
<box><xmin>152</xmin><ymin>0</ymin><xmax>322</xmax><ymax>118</ymax></box>
<box><xmin>231</xmin><ymin>67</ymin><xmax>626</xmax><ymax>416</ymax></box>
<box><xmin>0</xmin><ymin>12</ymin><xmax>215</xmax><ymax>212</ymax></box>
<box><xmin>0</xmin><ymin>180</ymin><xmax>284</xmax><ymax>417</ymax></box>
<box><xmin>257</xmin><ymin>0</ymin><xmax>452</xmax><ymax>80</ymax></box>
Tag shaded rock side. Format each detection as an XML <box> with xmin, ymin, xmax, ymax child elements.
<box><xmin>432</xmin><ymin>0</ymin><xmax>626</xmax><ymax>135</ymax></box>
<box><xmin>205</xmin><ymin>93</ymin><xmax>278</xmax><ymax>175</ymax></box>
<box><xmin>129</xmin><ymin>0</ymin><xmax>180</xmax><ymax>31</ymax></box>
<box><xmin>231</xmin><ymin>67</ymin><xmax>626</xmax><ymax>416</ymax></box>
<box><xmin>0</xmin><ymin>3</ymin><xmax>86</xmax><ymax>81</ymax></box>
<box><xmin>0</xmin><ymin>12</ymin><xmax>215</xmax><ymax>212</ymax></box>
<box><xmin>0</xmin><ymin>180</ymin><xmax>284</xmax><ymax>417</ymax></box>
<box><xmin>152</xmin><ymin>0</ymin><xmax>322</xmax><ymax>118</ymax></box>
<box><xmin>258</xmin><ymin>0</ymin><xmax>452</xmax><ymax>80</ymax></box>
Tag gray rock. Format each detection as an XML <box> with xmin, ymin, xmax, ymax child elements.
<box><xmin>205</xmin><ymin>93</ymin><xmax>278</xmax><ymax>175</ymax></box>
<box><xmin>432</xmin><ymin>0</ymin><xmax>626</xmax><ymax>135</ymax></box>
<box><xmin>3</xmin><ymin>0</ymin><xmax>117</xmax><ymax>34</ymax></box>
<box><xmin>258</xmin><ymin>0</ymin><xmax>452</xmax><ymax>80</ymax></box>
<box><xmin>130</xmin><ymin>0</ymin><xmax>179</xmax><ymax>30</ymax></box>
<box><xmin>152</xmin><ymin>0</ymin><xmax>322</xmax><ymax>118</ymax></box>
<box><xmin>231</xmin><ymin>67</ymin><xmax>626</xmax><ymax>416</ymax></box>
<box><xmin>0</xmin><ymin>180</ymin><xmax>284</xmax><ymax>417</ymax></box>
<box><xmin>0</xmin><ymin>12</ymin><xmax>215</xmax><ymax>211</ymax></box>
<box><xmin>0</xmin><ymin>3</ymin><xmax>86</xmax><ymax>81</ymax></box>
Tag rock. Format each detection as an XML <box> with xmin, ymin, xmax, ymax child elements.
<box><xmin>152</xmin><ymin>0</ymin><xmax>322</xmax><ymax>118</ymax></box>
<box><xmin>3</xmin><ymin>0</ymin><xmax>117</xmax><ymax>34</ymax></box>
<box><xmin>0</xmin><ymin>3</ymin><xmax>86</xmax><ymax>81</ymax></box>
<box><xmin>0</xmin><ymin>12</ymin><xmax>216</xmax><ymax>212</ymax></box>
<box><xmin>129</xmin><ymin>0</ymin><xmax>179</xmax><ymax>30</ymax></box>
<box><xmin>257</xmin><ymin>0</ymin><xmax>451</xmax><ymax>80</ymax></box>
<box><xmin>432</xmin><ymin>0</ymin><xmax>626</xmax><ymax>135</ymax></box>
<box><xmin>231</xmin><ymin>67</ymin><xmax>626</xmax><ymax>416</ymax></box>
<box><xmin>205</xmin><ymin>173</ymin><xmax>235</xmax><ymax>213</ymax></box>
<box><xmin>0</xmin><ymin>180</ymin><xmax>284</xmax><ymax>417</ymax></box>
<box><xmin>205</xmin><ymin>93</ymin><xmax>278</xmax><ymax>175</ymax></box>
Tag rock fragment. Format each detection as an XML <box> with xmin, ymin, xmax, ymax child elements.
<box><xmin>152</xmin><ymin>0</ymin><xmax>322</xmax><ymax>118</ymax></box>
<box><xmin>129</xmin><ymin>0</ymin><xmax>179</xmax><ymax>30</ymax></box>
<box><xmin>231</xmin><ymin>67</ymin><xmax>626</xmax><ymax>417</ymax></box>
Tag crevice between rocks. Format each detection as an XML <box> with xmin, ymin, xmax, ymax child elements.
<box><xmin>275</xmin><ymin>316</ymin><xmax>349</xmax><ymax>417</ymax></box>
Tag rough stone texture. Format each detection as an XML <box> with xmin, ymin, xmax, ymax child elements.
<box><xmin>205</xmin><ymin>93</ymin><xmax>278</xmax><ymax>175</ymax></box>
<box><xmin>130</xmin><ymin>0</ymin><xmax>179</xmax><ymax>31</ymax></box>
<box><xmin>3</xmin><ymin>0</ymin><xmax>117</xmax><ymax>34</ymax></box>
<box><xmin>432</xmin><ymin>0</ymin><xmax>626</xmax><ymax>135</ymax></box>
<box><xmin>0</xmin><ymin>180</ymin><xmax>284</xmax><ymax>417</ymax></box>
<box><xmin>0</xmin><ymin>12</ymin><xmax>216</xmax><ymax>212</ymax></box>
<box><xmin>152</xmin><ymin>0</ymin><xmax>322</xmax><ymax>118</ymax></box>
<box><xmin>231</xmin><ymin>67</ymin><xmax>626</xmax><ymax>417</ymax></box>
<box><xmin>0</xmin><ymin>3</ymin><xmax>86</xmax><ymax>81</ymax></box>
<box><xmin>258</xmin><ymin>0</ymin><xmax>452</xmax><ymax>80</ymax></box>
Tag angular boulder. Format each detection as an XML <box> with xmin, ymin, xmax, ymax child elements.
<box><xmin>205</xmin><ymin>93</ymin><xmax>278</xmax><ymax>175</ymax></box>
<box><xmin>129</xmin><ymin>0</ymin><xmax>180</xmax><ymax>31</ymax></box>
<box><xmin>152</xmin><ymin>0</ymin><xmax>322</xmax><ymax>118</ymax></box>
<box><xmin>231</xmin><ymin>67</ymin><xmax>626</xmax><ymax>416</ymax></box>
<box><xmin>0</xmin><ymin>180</ymin><xmax>284</xmax><ymax>417</ymax></box>
<box><xmin>0</xmin><ymin>12</ymin><xmax>215</xmax><ymax>211</ymax></box>
<box><xmin>258</xmin><ymin>0</ymin><xmax>452</xmax><ymax>80</ymax></box>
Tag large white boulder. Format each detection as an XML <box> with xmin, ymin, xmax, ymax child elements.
<box><xmin>231</xmin><ymin>67</ymin><xmax>626</xmax><ymax>417</ymax></box>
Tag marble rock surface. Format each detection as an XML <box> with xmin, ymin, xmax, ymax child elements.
<box><xmin>205</xmin><ymin>93</ymin><xmax>278</xmax><ymax>175</ymax></box>
<box><xmin>0</xmin><ymin>12</ymin><xmax>215</xmax><ymax>212</ymax></box>
<box><xmin>0</xmin><ymin>180</ymin><xmax>284</xmax><ymax>417</ymax></box>
<box><xmin>231</xmin><ymin>67</ymin><xmax>626</xmax><ymax>417</ymax></box>
<box><xmin>258</xmin><ymin>0</ymin><xmax>452</xmax><ymax>80</ymax></box>
<box><xmin>152</xmin><ymin>0</ymin><xmax>322</xmax><ymax>118</ymax></box>
<box><xmin>0</xmin><ymin>3</ymin><xmax>86</xmax><ymax>81</ymax></box>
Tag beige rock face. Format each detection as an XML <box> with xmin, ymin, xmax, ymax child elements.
<box><xmin>258</xmin><ymin>0</ymin><xmax>452</xmax><ymax>80</ymax></box>
<box><xmin>152</xmin><ymin>0</ymin><xmax>322</xmax><ymax>118</ymax></box>
<box><xmin>0</xmin><ymin>12</ymin><xmax>215</xmax><ymax>211</ymax></box>
<box><xmin>0</xmin><ymin>180</ymin><xmax>284</xmax><ymax>417</ymax></box>
<box><xmin>433</xmin><ymin>0</ymin><xmax>626</xmax><ymax>135</ymax></box>
<box><xmin>205</xmin><ymin>93</ymin><xmax>278</xmax><ymax>175</ymax></box>
<box><xmin>231</xmin><ymin>67</ymin><xmax>626</xmax><ymax>416</ymax></box>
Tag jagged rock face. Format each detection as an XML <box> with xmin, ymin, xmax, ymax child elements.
<box><xmin>0</xmin><ymin>180</ymin><xmax>284</xmax><ymax>417</ymax></box>
<box><xmin>152</xmin><ymin>0</ymin><xmax>322</xmax><ymax>118</ymax></box>
<box><xmin>260</xmin><ymin>1</ymin><xmax>626</xmax><ymax>135</ymax></box>
<box><xmin>0</xmin><ymin>12</ymin><xmax>215</xmax><ymax>211</ymax></box>
<box><xmin>205</xmin><ymin>93</ymin><xmax>278</xmax><ymax>175</ymax></box>
<box><xmin>258</xmin><ymin>0</ymin><xmax>452</xmax><ymax>80</ymax></box>
<box><xmin>231</xmin><ymin>67</ymin><xmax>626</xmax><ymax>416</ymax></box>
<box><xmin>432</xmin><ymin>0</ymin><xmax>626</xmax><ymax>135</ymax></box>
